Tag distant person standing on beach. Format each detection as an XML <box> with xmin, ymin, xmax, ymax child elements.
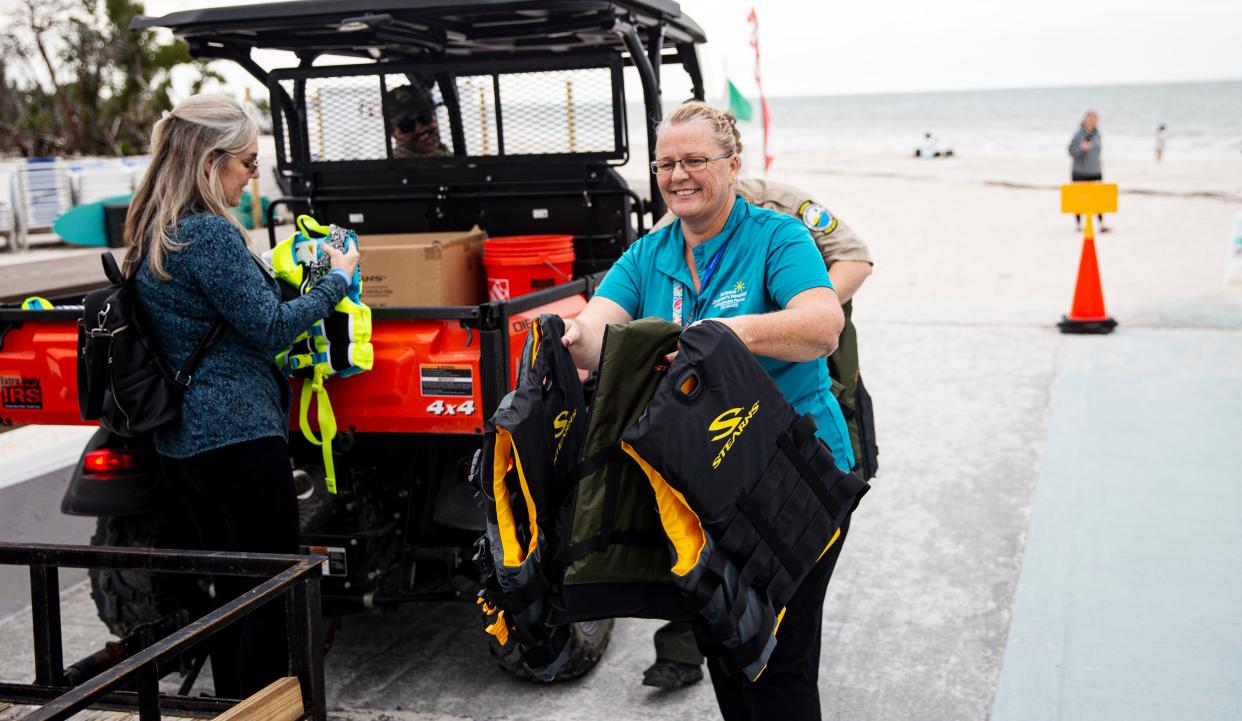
<box><xmin>1068</xmin><ymin>110</ymin><xmax>1109</xmax><ymax>232</ymax></box>
<box><xmin>1155</xmin><ymin>123</ymin><xmax>1167</xmax><ymax>162</ymax></box>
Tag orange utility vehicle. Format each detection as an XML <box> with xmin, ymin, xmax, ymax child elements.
<box><xmin>0</xmin><ymin>0</ymin><xmax>707</xmax><ymax>679</ymax></box>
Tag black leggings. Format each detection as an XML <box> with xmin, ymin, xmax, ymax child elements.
<box><xmin>706</xmin><ymin>515</ymin><xmax>852</xmax><ymax>721</ymax></box>
<box><xmin>160</xmin><ymin>436</ymin><xmax>299</xmax><ymax>698</ymax></box>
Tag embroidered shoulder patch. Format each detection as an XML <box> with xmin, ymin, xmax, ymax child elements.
<box><xmin>798</xmin><ymin>201</ymin><xmax>838</xmax><ymax>234</ymax></box>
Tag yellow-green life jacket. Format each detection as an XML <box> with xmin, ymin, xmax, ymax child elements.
<box><xmin>271</xmin><ymin>215</ymin><xmax>374</xmax><ymax>492</ymax></box>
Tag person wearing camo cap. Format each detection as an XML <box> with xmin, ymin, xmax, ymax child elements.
<box><xmin>642</xmin><ymin>176</ymin><xmax>876</xmax><ymax>691</ymax></box>
<box><xmin>387</xmin><ymin>81</ymin><xmax>450</xmax><ymax>158</ymax></box>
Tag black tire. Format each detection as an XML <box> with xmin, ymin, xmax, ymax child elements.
<box><xmin>89</xmin><ymin>514</ymin><xmax>211</xmax><ymax>637</ymax></box>
<box><xmin>494</xmin><ymin>619</ymin><xmax>615</xmax><ymax>682</ymax></box>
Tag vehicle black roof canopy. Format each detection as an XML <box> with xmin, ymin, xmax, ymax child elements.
<box><xmin>130</xmin><ymin>0</ymin><xmax>706</xmax><ymax>62</ymax></box>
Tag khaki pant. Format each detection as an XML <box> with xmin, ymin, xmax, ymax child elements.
<box><xmin>653</xmin><ymin>620</ymin><xmax>704</xmax><ymax>666</ymax></box>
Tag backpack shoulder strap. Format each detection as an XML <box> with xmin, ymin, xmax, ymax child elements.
<box><xmin>170</xmin><ymin>320</ymin><xmax>225</xmax><ymax>387</ymax></box>
<box><xmin>101</xmin><ymin>252</ymin><xmax>126</xmax><ymax>284</ymax></box>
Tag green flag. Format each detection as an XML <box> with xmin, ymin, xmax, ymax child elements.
<box><xmin>726</xmin><ymin>80</ymin><xmax>753</xmax><ymax>122</ymax></box>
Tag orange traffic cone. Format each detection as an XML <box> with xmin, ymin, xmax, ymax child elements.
<box><xmin>1058</xmin><ymin>215</ymin><xmax>1117</xmax><ymax>334</ymax></box>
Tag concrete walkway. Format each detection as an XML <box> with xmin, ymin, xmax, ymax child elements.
<box><xmin>992</xmin><ymin>328</ymin><xmax>1242</xmax><ymax>721</ymax></box>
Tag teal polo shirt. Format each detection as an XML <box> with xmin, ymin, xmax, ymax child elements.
<box><xmin>597</xmin><ymin>196</ymin><xmax>855</xmax><ymax>472</ymax></box>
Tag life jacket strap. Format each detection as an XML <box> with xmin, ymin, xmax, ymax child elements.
<box><xmin>686</xmin><ymin>547</ymin><xmax>732</xmax><ymax>609</ymax></box>
<box><xmin>497</xmin><ymin>566</ymin><xmax>551</xmax><ymax>615</ymax></box>
<box><xmin>298</xmin><ymin>368</ymin><xmax>339</xmax><ymax>493</ymax></box>
<box><xmin>777</xmin><ymin>417</ymin><xmax>847</xmax><ymax>520</ymax></box>
<box><xmin>736</xmin><ymin>494</ymin><xmax>800</xmax><ymax>576</ymax></box>
<box><xmin>566</xmin><ymin>445</ymin><xmax>628</xmax><ymax>484</ymax></box>
<box><xmin>692</xmin><ymin>598</ymin><xmax>778</xmax><ymax>681</ymax></box>
<box><xmin>599</xmin><ymin>457</ymin><xmax>621</xmax><ymax>550</ymax></box>
<box><xmin>563</xmin><ymin>529</ymin><xmax>667</xmax><ymax>564</ymax></box>
<box><xmin>558</xmin><ymin>446</ymin><xmax>666</xmax><ymax>563</ymax></box>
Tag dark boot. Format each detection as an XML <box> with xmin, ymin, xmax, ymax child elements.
<box><xmin>642</xmin><ymin>659</ymin><xmax>704</xmax><ymax>689</ymax></box>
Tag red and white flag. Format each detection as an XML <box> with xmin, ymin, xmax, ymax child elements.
<box><xmin>747</xmin><ymin>7</ymin><xmax>773</xmax><ymax>173</ymax></box>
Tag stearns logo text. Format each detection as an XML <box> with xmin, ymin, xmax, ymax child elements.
<box><xmin>552</xmin><ymin>409</ymin><xmax>577</xmax><ymax>464</ymax></box>
<box><xmin>708</xmin><ymin>401</ymin><xmax>759</xmax><ymax>469</ymax></box>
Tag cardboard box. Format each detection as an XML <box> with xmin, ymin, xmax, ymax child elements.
<box><xmin>359</xmin><ymin>227</ymin><xmax>486</xmax><ymax>307</ymax></box>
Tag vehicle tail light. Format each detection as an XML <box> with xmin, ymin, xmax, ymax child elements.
<box><xmin>82</xmin><ymin>449</ymin><xmax>138</xmax><ymax>474</ymax></box>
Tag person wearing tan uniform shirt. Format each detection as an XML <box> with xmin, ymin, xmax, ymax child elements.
<box><xmin>387</xmin><ymin>82</ymin><xmax>450</xmax><ymax>158</ymax></box>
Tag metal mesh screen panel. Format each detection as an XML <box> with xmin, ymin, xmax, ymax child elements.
<box><xmin>301</xmin><ymin>75</ymin><xmax>388</xmax><ymax>161</ymax></box>
<box><xmin>498</xmin><ymin>68</ymin><xmax>615</xmax><ymax>155</ymax></box>
<box><xmin>452</xmin><ymin>75</ymin><xmax>500</xmax><ymax>156</ymax></box>
<box><xmin>273</xmin><ymin>62</ymin><xmax>621</xmax><ymax>163</ymax></box>
<box><xmin>276</xmin><ymin>81</ymin><xmax>294</xmax><ymax>163</ymax></box>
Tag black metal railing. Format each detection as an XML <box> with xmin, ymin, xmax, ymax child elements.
<box><xmin>0</xmin><ymin>543</ymin><xmax>328</xmax><ymax>721</ymax></box>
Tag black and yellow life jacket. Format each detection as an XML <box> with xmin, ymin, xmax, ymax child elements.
<box><xmin>552</xmin><ymin>317</ymin><xmax>690</xmax><ymax>622</ymax></box>
<box><xmin>476</xmin><ymin>314</ymin><xmax>588</xmax><ymax>680</ymax></box>
<box><xmin>475</xmin><ymin>317</ymin><xmax>868</xmax><ymax>682</ymax></box>
<box><xmin>621</xmin><ymin>320</ymin><xmax>869</xmax><ymax>679</ymax></box>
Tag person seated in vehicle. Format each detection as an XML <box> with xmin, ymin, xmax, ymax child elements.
<box><xmin>387</xmin><ymin>81</ymin><xmax>449</xmax><ymax>158</ymax></box>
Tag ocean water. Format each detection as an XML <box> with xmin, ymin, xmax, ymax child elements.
<box><xmin>629</xmin><ymin>80</ymin><xmax>1242</xmax><ymax>162</ymax></box>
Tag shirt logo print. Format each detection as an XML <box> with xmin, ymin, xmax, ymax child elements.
<box><xmin>712</xmin><ymin>280</ymin><xmax>750</xmax><ymax>312</ymax></box>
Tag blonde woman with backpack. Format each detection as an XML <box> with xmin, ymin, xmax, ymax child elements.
<box><xmin>126</xmin><ymin>94</ymin><xmax>358</xmax><ymax>697</ymax></box>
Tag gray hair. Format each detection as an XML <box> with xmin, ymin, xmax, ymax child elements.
<box><xmin>124</xmin><ymin>94</ymin><xmax>258</xmax><ymax>279</ymax></box>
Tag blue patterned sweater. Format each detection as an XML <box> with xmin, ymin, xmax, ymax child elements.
<box><xmin>136</xmin><ymin>214</ymin><xmax>348</xmax><ymax>458</ymax></box>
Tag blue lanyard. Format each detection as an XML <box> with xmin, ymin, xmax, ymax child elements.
<box><xmin>698</xmin><ymin>242</ymin><xmax>728</xmax><ymax>290</ymax></box>
<box><xmin>673</xmin><ymin>237</ymin><xmax>730</xmax><ymax>327</ymax></box>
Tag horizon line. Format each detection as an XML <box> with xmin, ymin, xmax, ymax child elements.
<box><xmin>757</xmin><ymin>75</ymin><xmax>1242</xmax><ymax>102</ymax></box>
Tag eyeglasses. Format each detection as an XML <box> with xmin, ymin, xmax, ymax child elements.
<box><xmin>395</xmin><ymin>112</ymin><xmax>438</xmax><ymax>134</ymax></box>
<box><xmin>222</xmin><ymin>152</ymin><xmax>260</xmax><ymax>173</ymax></box>
<box><xmin>650</xmin><ymin>153</ymin><xmax>733</xmax><ymax>174</ymax></box>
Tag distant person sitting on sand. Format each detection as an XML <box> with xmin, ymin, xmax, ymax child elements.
<box><xmin>914</xmin><ymin>131</ymin><xmax>954</xmax><ymax>158</ymax></box>
<box><xmin>1155</xmin><ymin>123</ymin><xmax>1167</xmax><ymax>162</ymax></box>
<box><xmin>386</xmin><ymin>81</ymin><xmax>449</xmax><ymax>158</ymax></box>
<box><xmin>1068</xmin><ymin>110</ymin><xmax>1109</xmax><ymax>232</ymax></box>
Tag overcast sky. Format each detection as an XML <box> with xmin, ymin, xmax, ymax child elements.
<box><xmin>136</xmin><ymin>0</ymin><xmax>1242</xmax><ymax>98</ymax></box>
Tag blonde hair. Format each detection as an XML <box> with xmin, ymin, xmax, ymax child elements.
<box><xmin>124</xmin><ymin>94</ymin><xmax>258</xmax><ymax>279</ymax></box>
<box><xmin>656</xmin><ymin>101</ymin><xmax>744</xmax><ymax>157</ymax></box>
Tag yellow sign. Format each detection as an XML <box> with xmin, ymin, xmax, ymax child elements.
<box><xmin>1061</xmin><ymin>183</ymin><xmax>1118</xmax><ymax>214</ymax></box>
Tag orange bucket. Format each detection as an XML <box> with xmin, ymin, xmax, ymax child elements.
<box><xmin>483</xmin><ymin>234</ymin><xmax>574</xmax><ymax>255</ymax></box>
<box><xmin>483</xmin><ymin>236</ymin><xmax>575</xmax><ymax>301</ymax></box>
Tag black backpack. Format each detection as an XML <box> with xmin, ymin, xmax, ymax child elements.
<box><xmin>78</xmin><ymin>252</ymin><xmax>223</xmax><ymax>437</ymax></box>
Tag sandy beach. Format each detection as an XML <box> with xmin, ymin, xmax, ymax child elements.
<box><xmin>639</xmin><ymin>149</ymin><xmax>1242</xmax><ymax>330</ymax></box>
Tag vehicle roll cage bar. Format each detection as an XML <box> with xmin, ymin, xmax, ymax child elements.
<box><xmin>131</xmin><ymin>0</ymin><xmax>706</xmax><ymax>221</ymax></box>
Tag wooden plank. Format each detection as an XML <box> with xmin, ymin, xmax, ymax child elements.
<box><xmin>211</xmin><ymin>677</ymin><xmax>302</xmax><ymax>721</ymax></box>
<box><xmin>88</xmin><ymin>710</ymin><xmax>137</xmax><ymax>721</ymax></box>
<box><xmin>0</xmin><ymin>702</ymin><xmax>39</xmax><ymax>721</ymax></box>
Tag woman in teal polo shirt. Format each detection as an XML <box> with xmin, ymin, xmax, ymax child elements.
<box><xmin>561</xmin><ymin>101</ymin><xmax>854</xmax><ymax>721</ymax></box>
